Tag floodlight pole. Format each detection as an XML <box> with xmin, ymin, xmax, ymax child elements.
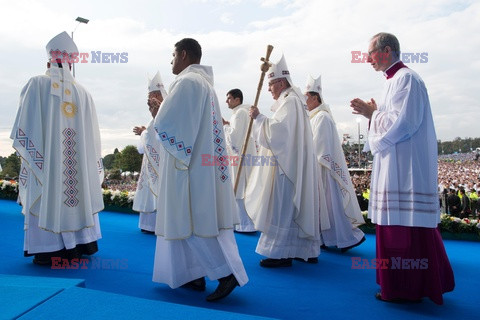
<box><xmin>72</xmin><ymin>16</ymin><xmax>89</xmax><ymax>77</ymax></box>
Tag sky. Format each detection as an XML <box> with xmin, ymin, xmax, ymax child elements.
<box><xmin>0</xmin><ymin>0</ymin><xmax>479</xmax><ymax>157</ymax></box>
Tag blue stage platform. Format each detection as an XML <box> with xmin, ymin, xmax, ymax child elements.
<box><xmin>1</xmin><ymin>200</ymin><xmax>479</xmax><ymax>319</ymax></box>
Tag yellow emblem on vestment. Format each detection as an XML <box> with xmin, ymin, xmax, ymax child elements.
<box><xmin>52</xmin><ymin>82</ymin><xmax>59</xmax><ymax>89</ymax></box>
<box><xmin>65</xmin><ymin>89</ymin><xmax>71</xmax><ymax>95</ymax></box>
<box><xmin>61</xmin><ymin>102</ymin><xmax>77</xmax><ymax>118</ymax></box>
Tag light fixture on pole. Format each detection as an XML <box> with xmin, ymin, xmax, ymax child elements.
<box><xmin>72</xmin><ymin>16</ymin><xmax>89</xmax><ymax>77</ymax></box>
<box><xmin>356</xmin><ymin>117</ymin><xmax>361</xmax><ymax>168</ymax></box>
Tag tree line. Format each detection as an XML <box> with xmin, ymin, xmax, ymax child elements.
<box><xmin>2</xmin><ymin>137</ymin><xmax>479</xmax><ymax>179</ymax></box>
<box><xmin>0</xmin><ymin>145</ymin><xmax>142</xmax><ymax>180</ymax></box>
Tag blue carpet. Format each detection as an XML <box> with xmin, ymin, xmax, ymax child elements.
<box><xmin>1</xmin><ymin>200</ymin><xmax>479</xmax><ymax>319</ymax></box>
<box><xmin>1</xmin><ymin>286</ymin><xmax>61</xmax><ymax>319</ymax></box>
<box><xmin>0</xmin><ymin>274</ymin><xmax>85</xmax><ymax>319</ymax></box>
<box><xmin>18</xmin><ymin>286</ymin><xmax>274</xmax><ymax>320</ymax></box>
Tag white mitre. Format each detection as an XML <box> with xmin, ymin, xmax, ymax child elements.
<box><xmin>267</xmin><ymin>54</ymin><xmax>293</xmax><ymax>87</ymax></box>
<box><xmin>45</xmin><ymin>31</ymin><xmax>78</xmax><ymax>102</ymax></box>
<box><xmin>267</xmin><ymin>54</ymin><xmax>306</xmax><ymax>106</ymax></box>
<box><xmin>305</xmin><ymin>75</ymin><xmax>323</xmax><ymax>101</ymax></box>
<box><xmin>46</xmin><ymin>31</ymin><xmax>78</xmax><ymax>65</ymax></box>
<box><xmin>148</xmin><ymin>71</ymin><xmax>167</xmax><ymax>97</ymax></box>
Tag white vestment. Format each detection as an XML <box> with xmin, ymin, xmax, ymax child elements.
<box><xmin>365</xmin><ymin>64</ymin><xmax>439</xmax><ymax>227</ymax></box>
<box><xmin>224</xmin><ymin>104</ymin><xmax>256</xmax><ymax>232</ymax></box>
<box><xmin>133</xmin><ymin>119</ymin><xmax>162</xmax><ymax>232</ymax></box>
<box><xmin>11</xmin><ymin>66</ymin><xmax>103</xmax><ymax>254</ymax></box>
<box><xmin>309</xmin><ymin>105</ymin><xmax>365</xmax><ymax>248</ymax></box>
<box><xmin>245</xmin><ymin>87</ymin><xmax>320</xmax><ymax>259</ymax></box>
<box><xmin>152</xmin><ymin>64</ymin><xmax>247</xmax><ymax>287</ymax></box>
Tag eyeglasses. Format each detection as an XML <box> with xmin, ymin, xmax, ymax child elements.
<box><xmin>268</xmin><ymin>79</ymin><xmax>283</xmax><ymax>87</ymax></box>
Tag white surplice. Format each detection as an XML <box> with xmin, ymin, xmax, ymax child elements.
<box><xmin>365</xmin><ymin>65</ymin><xmax>439</xmax><ymax>227</ymax></box>
<box><xmin>11</xmin><ymin>65</ymin><xmax>103</xmax><ymax>253</ymax></box>
<box><xmin>309</xmin><ymin>105</ymin><xmax>365</xmax><ymax>248</ymax></box>
<box><xmin>152</xmin><ymin>64</ymin><xmax>247</xmax><ymax>287</ymax></box>
<box><xmin>245</xmin><ymin>87</ymin><xmax>320</xmax><ymax>259</ymax></box>
<box><xmin>133</xmin><ymin>119</ymin><xmax>162</xmax><ymax>232</ymax></box>
<box><xmin>224</xmin><ymin>104</ymin><xmax>256</xmax><ymax>232</ymax></box>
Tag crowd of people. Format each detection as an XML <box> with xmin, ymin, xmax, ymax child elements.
<box><xmin>101</xmin><ymin>148</ymin><xmax>480</xmax><ymax>220</ymax></box>
<box><xmin>348</xmin><ymin>153</ymin><xmax>480</xmax><ymax>218</ymax></box>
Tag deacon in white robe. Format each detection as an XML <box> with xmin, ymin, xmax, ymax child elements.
<box><xmin>305</xmin><ymin>75</ymin><xmax>365</xmax><ymax>251</ymax></box>
<box><xmin>223</xmin><ymin>88</ymin><xmax>256</xmax><ymax>232</ymax></box>
<box><xmin>152</xmin><ymin>38</ymin><xmax>247</xmax><ymax>302</ymax></box>
<box><xmin>11</xmin><ymin>32</ymin><xmax>103</xmax><ymax>265</ymax></box>
<box><xmin>245</xmin><ymin>55</ymin><xmax>321</xmax><ymax>268</ymax></box>
<box><xmin>351</xmin><ymin>32</ymin><xmax>454</xmax><ymax>304</ymax></box>
<box><xmin>132</xmin><ymin>71</ymin><xmax>167</xmax><ymax>233</ymax></box>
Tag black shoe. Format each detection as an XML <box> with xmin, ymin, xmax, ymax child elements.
<box><xmin>294</xmin><ymin>257</ymin><xmax>318</xmax><ymax>264</ymax></box>
<box><xmin>181</xmin><ymin>277</ymin><xmax>206</xmax><ymax>291</ymax></box>
<box><xmin>206</xmin><ymin>274</ymin><xmax>239</xmax><ymax>302</ymax></box>
<box><xmin>141</xmin><ymin>229</ymin><xmax>155</xmax><ymax>234</ymax></box>
<box><xmin>33</xmin><ymin>252</ymin><xmax>65</xmax><ymax>266</ymax></box>
<box><xmin>260</xmin><ymin>258</ymin><xmax>293</xmax><ymax>268</ymax></box>
<box><xmin>33</xmin><ymin>256</ymin><xmax>53</xmax><ymax>266</ymax></box>
<box><xmin>341</xmin><ymin>236</ymin><xmax>366</xmax><ymax>253</ymax></box>
<box><xmin>320</xmin><ymin>244</ymin><xmax>328</xmax><ymax>250</ymax></box>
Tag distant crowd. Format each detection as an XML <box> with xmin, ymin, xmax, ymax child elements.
<box><xmin>100</xmin><ymin>152</ymin><xmax>480</xmax><ymax>218</ymax></box>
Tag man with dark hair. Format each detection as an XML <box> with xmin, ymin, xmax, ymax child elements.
<box><xmin>173</xmin><ymin>38</ymin><xmax>202</xmax><ymax>63</ymax></box>
<box><xmin>152</xmin><ymin>38</ymin><xmax>248</xmax><ymax>302</ymax></box>
<box><xmin>226</xmin><ymin>88</ymin><xmax>243</xmax><ymax>103</ymax></box>
<box><xmin>223</xmin><ymin>88</ymin><xmax>256</xmax><ymax>232</ymax></box>
<box><xmin>350</xmin><ymin>32</ymin><xmax>454</xmax><ymax>304</ymax></box>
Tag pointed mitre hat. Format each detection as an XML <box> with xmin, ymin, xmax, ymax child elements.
<box><xmin>46</xmin><ymin>31</ymin><xmax>78</xmax><ymax>64</ymax></box>
<box><xmin>45</xmin><ymin>32</ymin><xmax>77</xmax><ymax>102</ymax></box>
<box><xmin>305</xmin><ymin>75</ymin><xmax>323</xmax><ymax>101</ymax></box>
<box><xmin>148</xmin><ymin>71</ymin><xmax>167</xmax><ymax>97</ymax></box>
<box><xmin>267</xmin><ymin>54</ymin><xmax>293</xmax><ymax>87</ymax></box>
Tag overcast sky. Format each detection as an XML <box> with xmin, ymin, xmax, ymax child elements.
<box><xmin>1</xmin><ymin>0</ymin><xmax>478</xmax><ymax>157</ymax></box>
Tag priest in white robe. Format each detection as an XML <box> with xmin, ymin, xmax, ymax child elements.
<box><xmin>305</xmin><ymin>75</ymin><xmax>365</xmax><ymax>252</ymax></box>
<box><xmin>11</xmin><ymin>31</ymin><xmax>103</xmax><ymax>265</ymax></box>
<box><xmin>350</xmin><ymin>32</ymin><xmax>454</xmax><ymax>304</ymax></box>
<box><xmin>245</xmin><ymin>55</ymin><xmax>321</xmax><ymax>268</ymax></box>
<box><xmin>223</xmin><ymin>88</ymin><xmax>256</xmax><ymax>233</ymax></box>
<box><xmin>132</xmin><ymin>71</ymin><xmax>167</xmax><ymax>233</ymax></box>
<box><xmin>152</xmin><ymin>38</ymin><xmax>248</xmax><ymax>302</ymax></box>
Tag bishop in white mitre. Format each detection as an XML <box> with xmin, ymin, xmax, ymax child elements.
<box><xmin>245</xmin><ymin>55</ymin><xmax>321</xmax><ymax>268</ymax></box>
<box><xmin>132</xmin><ymin>71</ymin><xmax>167</xmax><ymax>233</ymax></box>
<box><xmin>11</xmin><ymin>31</ymin><xmax>104</xmax><ymax>265</ymax></box>
<box><xmin>305</xmin><ymin>75</ymin><xmax>365</xmax><ymax>252</ymax></box>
